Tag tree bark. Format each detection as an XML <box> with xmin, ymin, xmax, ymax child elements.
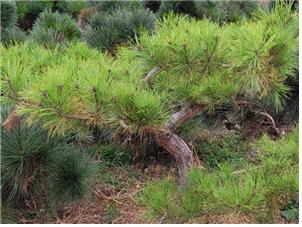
<box><xmin>2</xmin><ymin>110</ymin><xmax>20</xmax><ymax>130</ymax></box>
<box><xmin>155</xmin><ymin>129</ymin><xmax>193</xmax><ymax>186</ymax></box>
<box><xmin>142</xmin><ymin>66</ymin><xmax>161</xmax><ymax>82</ymax></box>
<box><xmin>166</xmin><ymin>104</ymin><xmax>203</xmax><ymax>130</ymax></box>
<box><xmin>153</xmin><ymin>105</ymin><xmax>204</xmax><ymax>185</ymax></box>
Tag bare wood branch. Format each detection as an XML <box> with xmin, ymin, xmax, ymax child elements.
<box><xmin>166</xmin><ymin>104</ymin><xmax>203</xmax><ymax>131</ymax></box>
<box><xmin>142</xmin><ymin>66</ymin><xmax>161</xmax><ymax>82</ymax></box>
<box><xmin>2</xmin><ymin>110</ymin><xmax>20</xmax><ymax>130</ymax></box>
<box><xmin>259</xmin><ymin>111</ymin><xmax>280</xmax><ymax>137</ymax></box>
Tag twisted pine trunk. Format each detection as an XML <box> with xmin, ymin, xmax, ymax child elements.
<box><xmin>155</xmin><ymin>105</ymin><xmax>203</xmax><ymax>185</ymax></box>
<box><xmin>155</xmin><ymin>129</ymin><xmax>194</xmax><ymax>185</ymax></box>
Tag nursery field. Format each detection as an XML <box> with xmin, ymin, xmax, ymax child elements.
<box><xmin>0</xmin><ymin>0</ymin><xmax>299</xmax><ymax>224</ymax></box>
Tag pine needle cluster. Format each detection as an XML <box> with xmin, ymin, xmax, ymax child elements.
<box><xmin>30</xmin><ymin>10</ymin><xmax>81</xmax><ymax>48</ymax></box>
<box><xmin>139</xmin><ymin>127</ymin><xmax>298</xmax><ymax>223</ymax></box>
<box><xmin>82</xmin><ymin>6</ymin><xmax>156</xmax><ymax>51</ymax></box>
<box><xmin>1</xmin><ymin>105</ymin><xmax>96</xmax><ymax>212</ymax></box>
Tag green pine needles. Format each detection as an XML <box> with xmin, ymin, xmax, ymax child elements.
<box><xmin>30</xmin><ymin>10</ymin><xmax>81</xmax><ymax>48</ymax></box>
<box><xmin>0</xmin><ymin>1</ymin><xmax>27</xmax><ymax>45</ymax></box>
<box><xmin>1</xmin><ymin>105</ymin><xmax>96</xmax><ymax>208</ymax></box>
<box><xmin>0</xmin><ymin>1</ymin><xmax>17</xmax><ymax>30</ymax></box>
<box><xmin>82</xmin><ymin>6</ymin><xmax>156</xmax><ymax>51</ymax></box>
<box><xmin>1</xmin><ymin>2</ymin><xmax>298</xmax><ymax>138</ymax></box>
<box><xmin>1</xmin><ymin>26</ymin><xmax>27</xmax><ymax>45</ymax></box>
<box><xmin>1</xmin><ymin>121</ymin><xmax>61</xmax><ymax>203</ymax></box>
<box><xmin>49</xmin><ymin>147</ymin><xmax>96</xmax><ymax>203</ymax></box>
<box><xmin>139</xmin><ymin>127</ymin><xmax>298</xmax><ymax>223</ymax></box>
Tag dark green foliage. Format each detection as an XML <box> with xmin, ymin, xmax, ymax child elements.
<box><xmin>16</xmin><ymin>0</ymin><xmax>86</xmax><ymax>31</ymax></box>
<box><xmin>1</xmin><ymin>122</ymin><xmax>61</xmax><ymax>203</ymax></box>
<box><xmin>1</xmin><ymin>26</ymin><xmax>27</xmax><ymax>44</ymax></box>
<box><xmin>87</xmin><ymin>0</ymin><xmax>140</xmax><ymax>12</ymax></box>
<box><xmin>16</xmin><ymin>0</ymin><xmax>54</xmax><ymax>19</ymax></box>
<box><xmin>0</xmin><ymin>1</ymin><xmax>24</xmax><ymax>45</ymax></box>
<box><xmin>155</xmin><ymin>0</ymin><xmax>259</xmax><ymax>23</ymax></box>
<box><xmin>82</xmin><ymin>7</ymin><xmax>156</xmax><ymax>50</ymax></box>
<box><xmin>55</xmin><ymin>0</ymin><xmax>87</xmax><ymax>16</ymax></box>
<box><xmin>30</xmin><ymin>10</ymin><xmax>81</xmax><ymax>48</ymax></box>
<box><xmin>140</xmin><ymin>0</ymin><xmax>161</xmax><ymax>12</ymax></box>
<box><xmin>281</xmin><ymin>201</ymin><xmax>299</xmax><ymax>221</ymax></box>
<box><xmin>139</xmin><ymin>128</ymin><xmax>298</xmax><ymax>223</ymax></box>
<box><xmin>104</xmin><ymin>201</ymin><xmax>120</xmax><ymax>223</ymax></box>
<box><xmin>16</xmin><ymin>0</ymin><xmax>54</xmax><ymax>31</ymax></box>
<box><xmin>101</xmin><ymin>145</ymin><xmax>134</xmax><ymax>167</ymax></box>
<box><xmin>49</xmin><ymin>147</ymin><xmax>96</xmax><ymax>203</ymax></box>
<box><xmin>158</xmin><ymin>1</ymin><xmax>197</xmax><ymax>17</ymax></box>
<box><xmin>82</xmin><ymin>144</ymin><xmax>134</xmax><ymax>167</ymax></box>
<box><xmin>0</xmin><ymin>104</ymin><xmax>13</xmax><ymax>121</ymax></box>
<box><xmin>0</xmin><ymin>202</ymin><xmax>19</xmax><ymax>224</ymax></box>
<box><xmin>0</xmin><ymin>0</ymin><xmax>17</xmax><ymax>30</ymax></box>
<box><xmin>195</xmin><ymin>134</ymin><xmax>248</xmax><ymax>169</ymax></box>
<box><xmin>194</xmin><ymin>0</ymin><xmax>259</xmax><ymax>23</ymax></box>
<box><xmin>1</xmin><ymin>106</ymin><xmax>95</xmax><ymax>208</ymax></box>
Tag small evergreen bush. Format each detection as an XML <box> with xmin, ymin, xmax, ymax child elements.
<box><xmin>30</xmin><ymin>10</ymin><xmax>81</xmax><ymax>48</ymax></box>
<box><xmin>1</xmin><ymin>107</ymin><xmax>96</xmax><ymax>212</ymax></box>
<box><xmin>194</xmin><ymin>0</ymin><xmax>259</xmax><ymax>23</ymax></box>
<box><xmin>16</xmin><ymin>0</ymin><xmax>86</xmax><ymax>31</ymax></box>
<box><xmin>16</xmin><ymin>0</ymin><xmax>54</xmax><ymax>31</ymax></box>
<box><xmin>1</xmin><ymin>26</ymin><xmax>27</xmax><ymax>45</ymax></box>
<box><xmin>0</xmin><ymin>1</ymin><xmax>26</xmax><ymax>45</ymax></box>
<box><xmin>49</xmin><ymin>147</ymin><xmax>96</xmax><ymax>203</ymax></box>
<box><xmin>0</xmin><ymin>0</ymin><xmax>17</xmax><ymax>30</ymax></box>
<box><xmin>82</xmin><ymin>7</ymin><xmax>156</xmax><ymax>51</ymax></box>
<box><xmin>158</xmin><ymin>1</ymin><xmax>197</xmax><ymax>17</ymax></box>
<box><xmin>56</xmin><ymin>0</ymin><xmax>87</xmax><ymax>16</ymax></box>
<box><xmin>1</xmin><ymin>122</ymin><xmax>62</xmax><ymax>203</ymax></box>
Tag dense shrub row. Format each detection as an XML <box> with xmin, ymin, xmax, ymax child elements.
<box><xmin>1</xmin><ymin>0</ymin><xmax>273</xmax><ymax>50</ymax></box>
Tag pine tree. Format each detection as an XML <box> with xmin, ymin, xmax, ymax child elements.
<box><xmin>1</xmin><ymin>2</ymin><xmax>298</xmax><ymax>185</ymax></box>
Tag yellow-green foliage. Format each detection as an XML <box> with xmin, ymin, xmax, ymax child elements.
<box><xmin>139</xmin><ymin>128</ymin><xmax>299</xmax><ymax>223</ymax></box>
<box><xmin>0</xmin><ymin>42</ymin><xmax>60</xmax><ymax>104</ymax></box>
<box><xmin>0</xmin><ymin>2</ymin><xmax>298</xmax><ymax>137</ymax></box>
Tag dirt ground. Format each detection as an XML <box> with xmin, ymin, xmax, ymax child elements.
<box><xmin>19</xmin><ymin>163</ymin><xmax>175</xmax><ymax>224</ymax></box>
<box><xmin>18</xmin><ymin>161</ymin><xmax>297</xmax><ymax>224</ymax></box>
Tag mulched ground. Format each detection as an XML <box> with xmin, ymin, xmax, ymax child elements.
<box><xmin>20</xmin><ymin>164</ymin><xmax>176</xmax><ymax>224</ymax></box>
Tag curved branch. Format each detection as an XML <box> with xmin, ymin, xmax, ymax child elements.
<box><xmin>155</xmin><ymin>129</ymin><xmax>193</xmax><ymax>186</ymax></box>
<box><xmin>166</xmin><ymin>104</ymin><xmax>203</xmax><ymax>131</ymax></box>
<box><xmin>259</xmin><ymin>111</ymin><xmax>281</xmax><ymax>137</ymax></box>
<box><xmin>2</xmin><ymin>110</ymin><xmax>20</xmax><ymax>130</ymax></box>
<box><xmin>142</xmin><ymin>66</ymin><xmax>161</xmax><ymax>82</ymax></box>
